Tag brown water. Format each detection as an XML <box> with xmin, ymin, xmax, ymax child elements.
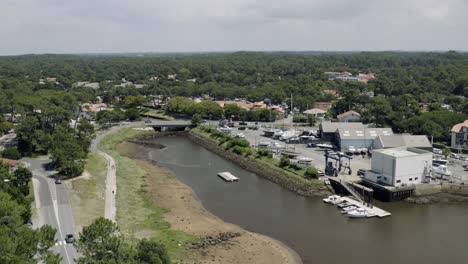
<box><xmin>145</xmin><ymin>136</ymin><xmax>467</xmax><ymax>264</ymax></box>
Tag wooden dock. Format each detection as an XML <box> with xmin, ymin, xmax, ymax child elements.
<box><xmin>217</xmin><ymin>172</ymin><xmax>239</xmax><ymax>182</ymax></box>
<box><xmin>340</xmin><ymin>197</ymin><xmax>391</xmax><ymax>218</ymax></box>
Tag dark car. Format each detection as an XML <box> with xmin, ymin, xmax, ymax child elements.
<box><xmin>65</xmin><ymin>234</ymin><xmax>76</xmax><ymax>244</ymax></box>
<box><xmin>307</xmin><ymin>142</ymin><xmax>317</xmax><ymax>148</ymax></box>
<box><xmin>144</xmin><ymin>119</ymin><xmax>152</xmax><ymax>124</ymax></box>
<box><xmin>357</xmin><ymin>169</ymin><xmax>366</xmax><ymax>176</ymax></box>
<box><xmin>239</xmin><ymin>121</ymin><xmax>247</xmax><ymax>126</ymax></box>
<box><xmin>55</xmin><ymin>178</ymin><xmax>62</xmax><ymax>184</ymax></box>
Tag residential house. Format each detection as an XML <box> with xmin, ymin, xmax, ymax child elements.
<box><xmin>73</xmin><ymin>82</ymin><xmax>100</xmax><ymax>89</ymax></box>
<box><xmin>0</xmin><ymin>158</ymin><xmax>21</xmax><ymax>172</ymax></box>
<box><xmin>303</xmin><ymin>108</ymin><xmax>327</xmax><ymax>118</ymax></box>
<box><xmin>451</xmin><ymin>120</ymin><xmax>468</xmax><ymax>148</ymax></box>
<box><xmin>337</xmin><ymin>110</ymin><xmax>361</xmax><ymax>122</ymax></box>
<box><xmin>81</xmin><ymin>103</ymin><xmax>113</xmax><ymax>113</ymax></box>
<box><xmin>314</xmin><ymin>102</ymin><xmax>334</xmax><ymax>111</ymax></box>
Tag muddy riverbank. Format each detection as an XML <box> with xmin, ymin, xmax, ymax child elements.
<box><xmin>116</xmin><ymin>141</ymin><xmax>302</xmax><ymax>264</ymax></box>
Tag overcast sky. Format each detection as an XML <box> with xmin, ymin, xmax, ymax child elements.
<box><xmin>1</xmin><ymin>0</ymin><xmax>467</xmax><ymax>55</ymax></box>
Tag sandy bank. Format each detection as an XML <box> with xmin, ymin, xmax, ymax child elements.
<box><xmin>117</xmin><ymin>141</ymin><xmax>302</xmax><ymax>264</ymax></box>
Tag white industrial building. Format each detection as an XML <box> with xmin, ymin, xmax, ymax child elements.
<box><xmin>365</xmin><ymin>147</ymin><xmax>432</xmax><ymax>187</ymax></box>
<box><xmin>336</xmin><ymin>127</ymin><xmax>393</xmax><ymax>150</ymax></box>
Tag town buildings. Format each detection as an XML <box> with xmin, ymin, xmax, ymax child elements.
<box><xmin>450</xmin><ymin>120</ymin><xmax>468</xmax><ymax>148</ymax></box>
<box><xmin>337</xmin><ymin>110</ymin><xmax>361</xmax><ymax>122</ymax></box>
<box><xmin>324</xmin><ymin>72</ymin><xmax>375</xmax><ymax>83</ymax></box>
<box><xmin>303</xmin><ymin>108</ymin><xmax>326</xmax><ymax>119</ymax></box>
<box><xmin>364</xmin><ymin>147</ymin><xmax>432</xmax><ymax>187</ymax></box>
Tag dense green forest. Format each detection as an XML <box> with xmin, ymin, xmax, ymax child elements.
<box><xmin>0</xmin><ymin>164</ymin><xmax>60</xmax><ymax>263</ymax></box>
<box><xmin>1</xmin><ymin>51</ymin><xmax>468</xmax><ymax>142</ymax></box>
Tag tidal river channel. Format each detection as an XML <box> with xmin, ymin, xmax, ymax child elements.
<box><xmin>144</xmin><ymin>136</ymin><xmax>466</xmax><ymax>264</ymax></box>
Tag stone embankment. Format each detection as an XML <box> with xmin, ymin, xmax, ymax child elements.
<box><xmin>186</xmin><ymin>131</ymin><xmax>329</xmax><ymax>197</ymax></box>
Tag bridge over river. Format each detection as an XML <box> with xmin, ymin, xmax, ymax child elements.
<box><xmin>148</xmin><ymin>120</ymin><xmax>193</xmax><ymax>131</ymax></box>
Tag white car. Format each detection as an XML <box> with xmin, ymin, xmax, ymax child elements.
<box><xmin>235</xmin><ymin>133</ymin><xmax>245</xmax><ymax>138</ymax></box>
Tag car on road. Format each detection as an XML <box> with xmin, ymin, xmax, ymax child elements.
<box><xmin>235</xmin><ymin>133</ymin><xmax>245</xmax><ymax>138</ymax></box>
<box><xmin>144</xmin><ymin>119</ymin><xmax>152</xmax><ymax>123</ymax></box>
<box><xmin>55</xmin><ymin>178</ymin><xmax>62</xmax><ymax>184</ymax></box>
<box><xmin>65</xmin><ymin>234</ymin><xmax>76</xmax><ymax>244</ymax></box>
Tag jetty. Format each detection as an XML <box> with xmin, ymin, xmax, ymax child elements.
<box><xmin>217</xmin><ymin>172</ymin><xmax>239</xmax><ymax>182</ymax></box>
<box><xmin>340</xmin><ymin>197</ymin><xmax>391</xmax><ymax>218</ymax></box>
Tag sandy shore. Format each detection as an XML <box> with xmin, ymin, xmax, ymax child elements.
<box><xmin>117</xmin><ymin>142</ymin><xmax>302</xmax><ymax>264</ymax></box>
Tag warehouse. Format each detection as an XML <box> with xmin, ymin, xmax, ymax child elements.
<box><xmin>336</xmin><ymin>127</ymin><xmax>393</xmax><ymax>150</ymax></box>
<box><xmin>319</xmin><ymin>121</ymin><xmax>367</xmax><ymax>142</ymax></box>
<box><xmin>364</xmin><ymin>147</ymin><xmax>432</xmax><ymax>187</ymax></box>
<box><xmin>372</xmin><ymin>134</ymin><xmax>432</xmax><ymax>151</ymax></box>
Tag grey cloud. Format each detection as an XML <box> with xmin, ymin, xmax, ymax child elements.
<box><xmin>0</xmin><ymin>0</ymin><xmax>467</xmax><ymax>55</ymax></box>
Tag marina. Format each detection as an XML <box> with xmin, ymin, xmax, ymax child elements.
<box><xmin>323</xmin><ymin>195</ymin><xmax>392</xmax><ymax>218</ymax></box>
<box><xmin>217</xmin><ymin>171</ymin><xmax>239</xmax><ymax>182</ymax></box>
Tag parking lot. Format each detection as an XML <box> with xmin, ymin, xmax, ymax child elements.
<box><xmin>219</xmin><ymin>124</ymin><xmax>370</xmax><ymax>181</ymax></box>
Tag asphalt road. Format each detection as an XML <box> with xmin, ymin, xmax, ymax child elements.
<box><xmin>24</xmin><ymin>157</ymin><xmax>79</xmax><ymax>264</ymax></box>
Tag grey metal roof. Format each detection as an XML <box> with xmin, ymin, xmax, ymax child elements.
<box><xmin>337</xmin><ymin>127</ymin><xmax>393</xmax><ymax>140</ymax></box>
<box><xmin>376</xmin><ymin>135</ymin><xmax>431</xmax><ymax>148</ymax></box>
<box><xmin>320</xmin><ymin>122</ymin><xmax>367</xmax><ymax>133</ymax></box>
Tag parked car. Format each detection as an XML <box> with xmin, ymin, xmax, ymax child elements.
<box><xmin>65</xmin><ymin>234</ymin><xmax>76</xmax><ymax>244</ymax></box>
<box><xmin>239</xmin><ymin>121</ymin><xmax>247</xmax><ymax>126</ymax></box>
<box><xmin>55</xmin><ymin>178</ymin><xmax>62</xmax><ymax>184</ymax></box>
<box><xmin>144</xmin><ymin>119</ymin><xmax>152</xmax><ymax>124</ymax></box>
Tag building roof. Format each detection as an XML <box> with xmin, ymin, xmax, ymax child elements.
<box><xmin>320</xmin><ymin>121</ymin><xmax>367</xmax><ymax>133</ymax></box>
<box><xmin>0</xmin><ymin>158</ymin><xmax>20</xmax><ymax>166</ymax></box>
<box><xmin>373</xmin><ymin>147</ymin><xmax>431</xmax><ymax>158</ymax></box>
<box><xmin>337</xmin><ymin>110</ymin><xmax>361</xmax><ymax>119</ymax></box>
<box><xmin>304</xmin><ymin>108</ymin><xmax>326</xmax><ymax>115</ymax></box>
<box><xmin>375</xmin><ymin>135</ymin><xmax>432</xmax><ymax>149</ymax></box>
<box><xmin>451</xmin><ymin>120</ymin><xmax>468</xmax><ymax>133</ymax></box>
<box><xmin>337</xmin><ymin>127</ymin><xmax>393</xmax><ymax>140</ymax></box>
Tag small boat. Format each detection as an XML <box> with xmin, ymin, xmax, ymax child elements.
<box><xmin>297</xmin><ymin>156</ymin><xmax>313</xmax><ymax>164</ymax></box>
<box><xmin>337</xmin><ymin>201</ymin><xmax>352</xmax><ymax>208</ymax></box>
<box><xmin>263</xmin><ymin>129</ymin><xmax>276</xmax><ymax>137</ymax></box>
<box><xmin>347</xmin><ymin>208</ymin><xmax>376</xmax><ymax>218</ymax></box>
<box><xmin>317</xmin><ymin>143</ymin><xmax>334</xmax><ymax>149</ymax></box>
<box><xmin>432</xmin><ymin>157</ymin><xmax>448</xmax><ymax>166</ymax></box>
<box><xmin>235</xmin><ymin>133</ymin><xmax>245</xmax><ymax>138</ymax></box>
<box><xmin>341</xmin><ymin>205</ymin><xmax>357</xmax><ymax>214</ymax></box>
<box><xmin>273</xmin><ymin>130</ymin><xmax>284</xmax><ymax>139</ymax></box>
<box><xmin>258</xmin><ymin>141</ymin><xmax>271</xmax><ymax>147</ymax></box>
<box><xmin>323</xmin><ymin>195</ymin><xmax>341</xmax><ymax>204</ymax></box>
<box><xmin>433</xmin><ymin>165</ymin><xmax>451</xmax><ymax>180</ymax></box>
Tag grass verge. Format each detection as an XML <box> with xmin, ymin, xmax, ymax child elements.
<box><xmin>68</xmin><ymin>153</ymin><xmax>107</xmax><ymax>230</ymax></box>
<box><xmin>97</xmin><ymin>127</ymin><xmax>193</xmax><ymax>262</ymax></box>
<box><xmin>141</xmin><ymin>109</ymin><xmax>175</xmax><ymax>121</ymax></box>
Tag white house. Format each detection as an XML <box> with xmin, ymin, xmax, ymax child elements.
<box><xmin>365</xmin><ymin>147</ymin><xmax>432</xmax><ymax>187</ymax></box>
<box><xmin>337</xmin><ymin>110</ymin><xmax>361</xmax><ymax>122</ymax></box>
<box><xmin>303</xmin><ymin>108</ymin><xmax>326</xmax><ymax>118</ymax></box>
<box><xmin>450</xmin><ymin>120</ymin><xmax>468</xmax><ymax>148</ymax></box>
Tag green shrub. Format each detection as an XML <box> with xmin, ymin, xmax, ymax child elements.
<box><xmin>2</xmin><ymin>148</ymin><xmax>21</xmax><ymax>160</ymax></box>
<box><xmin>289</xmin><ymin>162</ymin><xmax>302</xmax><ymax>171</ymax></box>
<box><xmin>257</xmin><ymin>148</ymin><xmax>272</xmax><ymax>158</ymax></box>
<box><xmin>232</xmin><ymin>146</ymin><xmax>245</xmax><ymax>155</ymax></box>
<box><xmin>304</xmin><ymin>167</ymin><xmax>320</xmax><ymax>179</ymax></box>
<box><xmin>279</xmin><ymin>155</ymin><xmax>290</xmax><ymax>167</ymax></box>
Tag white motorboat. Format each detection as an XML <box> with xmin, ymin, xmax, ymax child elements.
<box><xmin>263</xmin><ymin>129</ymin><xmax>276</xmax><ymax>137</ymax></box>
<box><xmin>341</xmin><ymin>205</ymin><xmax>358</xmax><ymax>214</ymax></box>
<box><xmin>347</xmin><ymin>208</ymin><xmax>376</xmax><ymax>218</ymax></box>
<box><xmin>433</xmin><ymin>165</ymin><xmax>451</xmax><ymax>180</ymax></box>
<box><xmin>358</xmin><ymin>147</ymin><xmax>368</xmax><ymax>154</ymax></box>
<box><xmin>297</xmin><ymin>156</ymin><xmax>313</xmax><ymax>164</ymax></box>
<box><xmin>258</xmin><ymin>141</ymin><xmax>271</xmax><ymax>147</ymax></box>
<box><xmin>273</xmin><ymin>130</ymin><xmax>284</xmax><ymax>139</ymax></box>
<box><xmin>337</xmin><ymin>201</ymin><xmax>352</xmax><ymax>208</ymax></box>
<box><xmin>432</xmin><ymin>157</ymin><xmax>448</xmax><ymax>166</ymax></box>
<box><xmin>323</xmin><ymin>195</ymin><xmax>341</xmax><ymax>204</ymax></box>
<box><xmin>235</xmin><ymin>133</ymin><xmax>245</xmax><ymax>138</ymax></box>
<box><xmin>317</xmin><ymin>143</ymin><xmax>334</xmax><ymax>149</ymax></box>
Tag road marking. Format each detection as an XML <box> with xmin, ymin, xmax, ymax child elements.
<box><xmin>54</xmin><ymin>240</ymin><xmax>66</xmax><ymax>246</ymax></box>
